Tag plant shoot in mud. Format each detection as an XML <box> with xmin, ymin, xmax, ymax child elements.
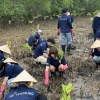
<box><xmin>23</xmin><ymin>43</ymin><xmax>31</xmax><ymax>51</ymax></box>
<box><xmin>60</xmin><ymin>83</ymin><xmax>73</xmax><ymax>100</ymax></box>
<box><xmin>6</xmin><ymin>41</ymin><xmax>12</xmax><ymax>48</ymax></box>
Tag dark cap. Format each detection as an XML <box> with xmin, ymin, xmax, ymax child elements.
<box><xmin>32</xmin><ymin>38</ymin><xmax>37</xmax><ymax>44</ymax></box>
<box><xmin>47</xmin><ymin>38</ymin><xmax>55</xmax><ymax>44</ymax></box>
<box><xmin>62</xmin><ymin>8</ymin><xmax>68</xmax><ymax>13</ymax></box>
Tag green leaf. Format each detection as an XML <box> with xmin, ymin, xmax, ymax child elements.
<box><xmin>23</xmin><ymin>43</ymin><xmax>31</xmax><ymax>51</ymax></box>
<box><xmin>6</xmin><ymin>41</ymin><xmax>12</xmax><ymax>48</ymax></box>
<box><xmin>60</xmin><ymin>83</ymin><xmax>73</xmax><ymax>100</ymax></box>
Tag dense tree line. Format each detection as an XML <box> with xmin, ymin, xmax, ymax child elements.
<box><xmin>0</xmin><ymin>0</ymin><xmax>100</xmax><ymax>24</ymax></box>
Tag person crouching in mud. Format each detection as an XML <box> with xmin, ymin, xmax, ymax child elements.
<box><xmin>44</xmin><ymin>47</ymin><xmax>68</xmax><ymax>86</ymax></box>
<box><xmin>28</xmin><ymin>29</ymin><xmax>43</xmax><ymax>47</ymax></box>
<box><xmin>33</xmin><ymin>38</ymin><xmax>55</xmax><ymax>64</ymax></box>
<box><xmin>90</xmin><ymin>40</ymin><xmax>100</xmax><ymax>70</ymax></box>
<box><xmin>0</xmin><ymin>58</ymin><xmax>24</xmax><ymax>99</ymax></box>
<box><xmin>5</xmin><ymin>70</ymin><xmax>47</xmax><ymax>100</ymax></box>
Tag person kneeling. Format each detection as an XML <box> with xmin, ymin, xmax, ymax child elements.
<box><xmin>44</xmin><ymin>47</ymin><xmax>68</xmax><ymax>86</ymax></box>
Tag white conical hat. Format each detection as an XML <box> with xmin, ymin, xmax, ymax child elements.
<box><xmin>11</xmin><ymin>70</ymin><xmax>37</xmax><ymax>83</ymax></box>
<box><xmin>97</xmin><ymin>13</ymin><xmax>100</xmax><ymax>17</ymax></box>
<box><xmin>0</xmin><ymin>45</ymin><xmax>11</xmax><ymax>54</ymax></box>
<box><xmin>3</xmin><ymin>58</ymin><xmax>17</xmax><ymax>63</ymax></box>
<box><xmin>91</xmin><ymin>40</ymin><xmax>100</xmax><ymax>48</ymax></box>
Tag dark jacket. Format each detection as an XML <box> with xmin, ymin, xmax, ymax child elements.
<box><xmin>91</xmin><ymin>48</ymin><xmax>100</xmax><ymax>56</ymax></box>
<box><xmin>58</xmin><ymin>14</ymin><xmax>72</xmax><ymax>33</ymax></box>
<box><xmin>5</xmin><ymin>84</ymin><xmax>38</xmax><ymax>100</ymax></box>
<box><xmin>92</xmin><ymin>16</ymin><xmax>100</xmax><ymax>34</ymax></box>
<box><xmin>28</xmin><ymin>32</ymin><xmax>40</xmax><ymax>46</ymax></box>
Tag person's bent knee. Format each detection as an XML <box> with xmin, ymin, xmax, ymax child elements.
<box><xmin>50</xmin><ymin>65</ymin><xmax>55</xmax><ymax>72</ymax></box>
<box><xmin>93</xmin><ymin>56</ymin><xmax>99</xmax><ymax>63</ymax></box>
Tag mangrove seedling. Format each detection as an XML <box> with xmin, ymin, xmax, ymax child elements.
<box><xmin>6</xmin><ymin>41</ymin><xmax>12</xmax><ymax>48</ymax></box>
<box><xmin>23</xmin><ymin>43</ymin><xmax>31</xmax><ymax>51</ymax></box>
<box><xmin>60</xmin><ymin>83</ymin><xmax>73</xmax><ymax>100</ymax></box>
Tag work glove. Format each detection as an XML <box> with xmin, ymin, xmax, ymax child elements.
<box><xmin>89</xmin><ymin>56</ymin><xmax>93</xmax><ymax>59</ymax></box>
<box><xmin>57</xmin><ymin>29</ymin><xmax>60</xmax><ymax>36</ymax></box>
<box><xmin>0</xmin><ymin>83</ymin><xmax>6</xmax><ymax>99</ymax></box>
<box><xmin>44</xmin><ymin>71</ymin><xmax>49</xmax><ymax>86</ymax></box>
<box><xmin>61</xmin><ymin>65</ymin><xmax>68</xmax><ymax>71</ymax></box>
<box><xmin>71</xmin><ymin>28</ymin><xmax>75</xmax><ymax>36</ymax></box>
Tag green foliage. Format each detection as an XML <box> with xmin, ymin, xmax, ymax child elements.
<box><xmin>0</xmin><ymin>0</ymin><xmax>100</xmax><ymax>24</ymax></box>
<box><xmin>90</xmin><ymin>17</ymin><xmax>93</xmax><ymax>23</ymax></box>
<box><xmin>6</xmin><ymin>40</ymin><xmax>12</xmax><ymax>48</ymax></box>
<box><xmin>60</xmin><ymin>83</ymin><xmax>73</xmax><ymax>100</ymax></box>
<box><xmin>23</xmin><ymin>43</ymin><xmax>31</xmax><ymax>51</ymax></box>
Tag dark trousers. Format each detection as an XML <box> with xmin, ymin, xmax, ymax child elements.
<box><xmin>93</xmin><ymin>30</ymin><xmax>97</xmax><ymax>41</ymax></box>
<box><xmin>37</xmin><ymin>94</ymin><xmax>47</xmax><ymax>100</ymax></box>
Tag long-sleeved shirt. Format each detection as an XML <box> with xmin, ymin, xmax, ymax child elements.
<box><xmin>57</xmin><ymin>14</ymin><xmax>73</xmax><ymax>33</ymax></box>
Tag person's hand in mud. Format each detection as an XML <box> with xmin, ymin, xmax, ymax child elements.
<box><xmin>89</xmin><ymin>55</ymin><xmax>93</xmax><ymax>59</ymax></box>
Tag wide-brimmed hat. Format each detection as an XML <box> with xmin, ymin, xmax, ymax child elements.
<box><xmin>91</xmin><ymin>40</ymin><xmax>100</xmax><ymax>48</ymax></box>
<box><xmin>11</xmin><ymin>70</ymin><xmax>37</xmax><ymax>84</ymax></box>
<box><xmin>0</xmin><ymin>45</ymin><xmax>11</xmax><ymax>54</ymax></box>
<box><xmin>97</xmin><ymin>13</ymin><xmax>100</xmax><ymax>17</ymax></box>
<box><xmin>3</xmin><ymin>58</ymin><xmax>17</xmax><ymax>63</ymax></box>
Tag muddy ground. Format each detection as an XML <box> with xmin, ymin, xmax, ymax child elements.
<box><xmin>0</xmin><ymin>17</ymin><xmax>100</xmax><ymax>100</ymax></box>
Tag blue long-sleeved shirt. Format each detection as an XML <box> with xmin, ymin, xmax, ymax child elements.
<box><xmin>92</xmin><ymin>16</ymin><xmax>100</xmax><ymax>33</ymax></box>
<box><xmin>58</xmin><ymin>14</ymin><xmax>72</xmax><ymax>33</ymax></box>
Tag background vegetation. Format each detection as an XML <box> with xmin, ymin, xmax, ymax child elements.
<box><xmin>0</xmin><ymin>0</ymin><xmax>100</xmax><ymax>24</ymax></box>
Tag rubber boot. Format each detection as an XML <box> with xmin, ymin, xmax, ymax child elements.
<box><xmin>50</xmin><ymin>72</ymin><xmax>56</xmax><ymax>78</ymax></box>
<box><xmin>66</xmin><ymin>44</ymin><xmax>72</xmax><ymax>55</ymax></box>
<box><xmin>61</xmin><ymin>45</ymin><xmax>65</xmax><ymax>54</ymax></box>
<box><xmin>95</xmin><ymin>63</ymin><xmax>99</xmax><ymax>70</ymax></box>
<box><xmin>60</xmin><ymin>72</ymin><xmax>67</xmax><ymax>79</ymax></box>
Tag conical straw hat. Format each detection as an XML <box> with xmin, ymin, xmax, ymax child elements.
<box><xmin>0</xmin><ymin>45</ymin><xmax>11</xmax><ymax>54</ymax></box>
<box><xmin>91</xmin><ymin>40</ymin><xmax>100</xmax><ymax>48</ymax></box>
<box><xmin>11</xmin><ymin>70</ymin><xmax>37</xmax><ymax>84</ymax></box>
<box><xmin>3</xmin><ymin>58</ymin><xmax>17</xmax><ymax>63</ymax></box>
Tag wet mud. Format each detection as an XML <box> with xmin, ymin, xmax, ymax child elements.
<box><xmin>0</xmin><ymin>17</ymin><xmax>100</xmax><ymax>100</ymax></box>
